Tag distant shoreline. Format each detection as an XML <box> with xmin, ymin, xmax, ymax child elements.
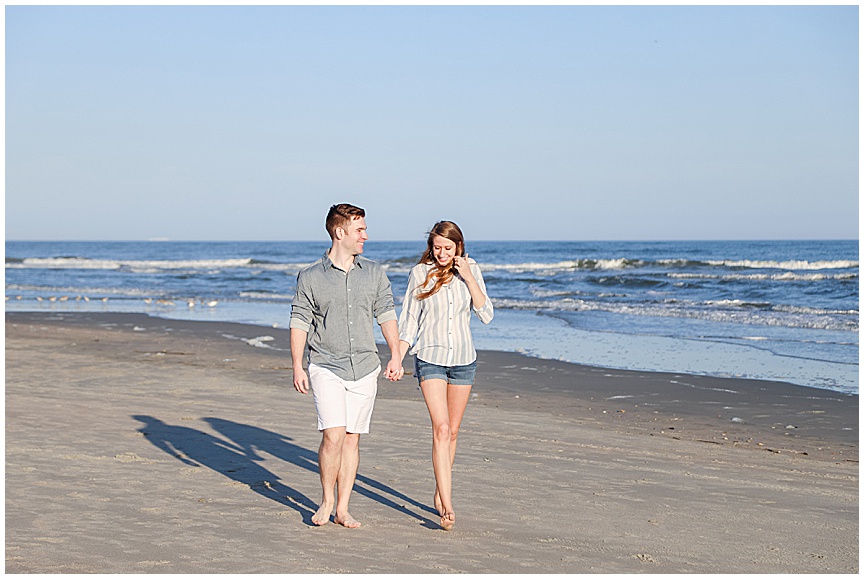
<box><xmin>5</xmin><ymin>238</ymin><xmax>860</xmax><ymax>242</ymax></box>
<box><xmin>7</xmin><ymin>239</ymin><xmax>858</xmax><ymax>393</ymax></box>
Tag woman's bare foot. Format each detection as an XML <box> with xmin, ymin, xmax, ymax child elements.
<box><xmin>312</xmin><ymin>501</ymin><xmax>333</xmax><ymax>526</ymax></box>
<box><xmin>334</xmin><ymin>512</ymin><xmax>362</xmax><ymax>528</ymax></box>
<box><xmin>440</xmin><ymin>511</ymin><xmax>455</xmax><ymax>531</ymax></box>
<box><xmin>433</xmin><ymin>490</ymin><xmax>444</xmax><ymax>516</ymax></box>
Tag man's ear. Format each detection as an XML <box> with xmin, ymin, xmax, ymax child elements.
<box><xmin>334</xmin><ymin>226</ymin><xmax>345</xmax><ymax>240</ymax></box>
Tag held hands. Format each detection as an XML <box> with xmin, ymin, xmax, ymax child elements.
<box><xmin>294</xmin><ymin>362</ymin><xmax>402</xmax><ymax>392</ymax></box>
<box><xmin>384</xmin><ymin>357</ymin><xmax>405</xmax><ymax>382</ymax></box>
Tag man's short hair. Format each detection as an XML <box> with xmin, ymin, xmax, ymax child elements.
<box><xmin>326</xmin><ymin>204</ymin><xmax>365</xmax><ymax>239</ymax></box>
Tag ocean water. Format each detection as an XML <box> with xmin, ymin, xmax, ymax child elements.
<box><xmin>5</xmin><ymin>240</ymin><xmax>858</xmax><ymax>395</ymax></box>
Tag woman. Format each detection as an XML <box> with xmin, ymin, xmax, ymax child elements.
<box><xmin>397</xmin><ymin>221</ymin><xmax>494</xmax><ymax>531</ymax></box>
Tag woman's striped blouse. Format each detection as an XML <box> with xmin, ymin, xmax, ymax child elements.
<box><xmin>398</xmin><ymin>259</ymin><xmax>494</xmax><ymax>367</ymax></box>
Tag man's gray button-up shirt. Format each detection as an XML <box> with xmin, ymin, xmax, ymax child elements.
<box><xmin>290</xmin><ymin>252</ymin><xmax>397</xmax><ymax>381</ymax></box>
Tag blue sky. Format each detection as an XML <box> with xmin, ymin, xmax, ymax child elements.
<box><xmin>5</xmin><ymin>5</ymin><xmax>859</xmax><ymax>241</ymax></box>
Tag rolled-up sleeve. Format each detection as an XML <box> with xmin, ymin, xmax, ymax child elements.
<box><xmin>373</xmin><ymin>267</ymin><xmax>397</xmax><ymax>325</ymax></box>
<box><xmin>398</xmin><ymin>269</ymin><xmax>422</xmax><ymax>346</ymax></box>
<box><xmin>472</xmin><ymin>264</ymin><xmax>494</xmax><ymax>325</ymax></box>
<box><xmin>289</xmin><ymin>272</ymin><xmax>314</xmax><ymax>332</ymax></box>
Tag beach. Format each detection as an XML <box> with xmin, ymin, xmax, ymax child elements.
<box><xmin>5</xmin><ymin>311</ymin><xmax>858</xmax><ymax>573</ymax></box>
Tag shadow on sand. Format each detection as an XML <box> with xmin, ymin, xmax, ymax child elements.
<box><xmin>132</xmin><ymin>415</ymin><xmax>438</xmax><ymax>528</ymax></box>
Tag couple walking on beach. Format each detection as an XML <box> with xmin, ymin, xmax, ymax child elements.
<box><xmin>289</xmin><ymin>203</ymin><xmax>493</xmax><ymax>531</ymax></box>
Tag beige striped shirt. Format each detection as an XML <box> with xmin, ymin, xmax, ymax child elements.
<box><xmin>398</xmin><ymin>259</ymin><xmax>494</xmax><ymax>367</ymax></box>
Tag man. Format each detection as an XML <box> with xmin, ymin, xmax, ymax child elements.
<box><xmin>290</xmin><ymin>203</ymin><xmax>404</xmax><ymax>528</ymax></box>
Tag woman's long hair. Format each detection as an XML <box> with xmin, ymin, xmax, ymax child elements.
<box><xmin>415</xmin><ymin>221</ymin><xmax>466</xmax><ymax>301</ymax></box>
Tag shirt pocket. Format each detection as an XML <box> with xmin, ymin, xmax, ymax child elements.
<box><xmin>350</xmin><ymin>277</ymin><xmax>378</xmax><ymax>313</ymax></box>
<box><xmin>454</xmin><ymin>280</ymin><xmax>473</xmax><ymax>314</ymax></box>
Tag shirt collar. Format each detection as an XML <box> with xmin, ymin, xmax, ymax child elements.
<box><xmin>322</xmin><ymin>251</ymin><xmax>362</xmax><ymax>272</ymax></box>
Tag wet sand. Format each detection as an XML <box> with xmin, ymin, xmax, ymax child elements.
<box><xmin>5</xmin><ymin>312</ymin><xmax>858</xmax><ymax>573</ymax></box>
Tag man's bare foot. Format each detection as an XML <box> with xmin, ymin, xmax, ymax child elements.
<box><xmin>440</xmin><ymin>511</ymin><xmax>455</xmax><ymax>531</ymax></box>
<box><xmin>312</xmin><ymin>501</ymin><xmax>333</xmax><ymax>526</ymax></box>
<box><xmin>334</xmin><ymin>512</ymin><xmax>362</xmax><ymax>528</ymax></box>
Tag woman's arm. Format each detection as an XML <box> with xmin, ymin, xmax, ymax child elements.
<box><xmin>452</xmin><ymin>256</ymin><xmax>485</xmax><ymax>308</ymax></box>
<box><xmin>397</xmin><ymin>266</ymin><xmax>422</xmax><ymax>358</ymax></box>
<box><xmin>453</xmin><ymin>257</ymin><xmax>493</xmax><ymax>324</ymax></box>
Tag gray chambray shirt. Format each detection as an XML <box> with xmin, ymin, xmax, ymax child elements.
<box><xmin>290</xmin><ymin>252</ymin><xmax>397</xmax><ymax>382</ymax></box>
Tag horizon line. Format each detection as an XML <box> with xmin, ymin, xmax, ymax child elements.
<box><xmin>5</xmin><ymin>238</ymin><xmax>860</xmax><ymax>243</ymax></box>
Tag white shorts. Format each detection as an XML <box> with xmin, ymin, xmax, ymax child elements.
<box><xmin>308</xmin><ymin>364</ymin><xmax>380</xmax><ymax>434</ymax></box>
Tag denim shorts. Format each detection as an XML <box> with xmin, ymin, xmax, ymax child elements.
<box><xmin>414</xmin><ymin>358</ymin><xmax>477</xmax><ymax>386</ymax></box>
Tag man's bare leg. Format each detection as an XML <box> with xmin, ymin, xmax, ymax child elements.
<box><xmin>313</xmin><ymin>427</ymin><xmax>346</xmax><ymax>525</ymax></box>
<box><xmin>334</xmin><ymin>432</ymin><xmax>361</xmax><ymax>528</ymax></box>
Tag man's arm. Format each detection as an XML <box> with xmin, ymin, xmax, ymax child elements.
<box><xmin>289</xmin><ymin>270</ymin><xmax>315</xmax><ymax>394</ymax></box>
<box><xmin>290</xmin><ymin>328</ymin><xmax>310</xmax><ymax>393</ymax></box>
<box><xmin>380</xmin><ymin>319</ymin><xmax>404</xmax><ymax>382</ymax></box>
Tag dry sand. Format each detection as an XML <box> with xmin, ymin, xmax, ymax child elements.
<box><xmin>5</xmin><ymin>312</ymin><xmax>858</xmax><ymax>573</ymax></box>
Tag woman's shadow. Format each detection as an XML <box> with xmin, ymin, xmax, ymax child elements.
<box><xmin>132</xmin><ymin>415</ymin><xmax>437</xmax><ymax>527</ymax></box>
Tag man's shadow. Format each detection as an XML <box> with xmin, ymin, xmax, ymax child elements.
<box><xmin>132</xmin><ymin>415</ymin><xmax>318</xmax><ymax>525</ymax></box>
<box><xmin>133</xmin><ymin>415</ymin><xmax>437</xmax><ymax>527</ymax></box>
<box><xmin>203</xmin><ymin>418</ymin><xmax>438</xmax><ymax>526</ymax></box>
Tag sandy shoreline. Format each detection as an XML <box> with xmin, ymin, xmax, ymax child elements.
<box><xmin>6</xmin><ymin>312</ymin><xmax>859</xmax><ymax>573</ymax></box>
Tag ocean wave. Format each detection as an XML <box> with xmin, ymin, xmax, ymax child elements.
<box><xmin>481</xmin><ymin>257</ymin><xmax>858</xmax><ymax>272</ymax></box>
<box><xmin>528</xmin><ymin>288</ymin><xmax>630</xmax><ymax>298</ymax></box>
<box><xmin>702</xmin><ymin>299</ymin><xmax>856</xmax><ymax>316</ymax></box>
<box><xmin>6</xmin><ymin>283</ymin><xmax>244</xmax><ymax>303</ymax></box>
<box><xmin>4</xmin><ymin>257</ymin><xmax>316</xmax><ymax>273</ymax></box>
<box><xmin>5</xmin><ymin>284</ymin><xmax>168</xmax><ymax>299</ymax></box>
<box><xmin>704</xmin><ymin>259</ymin><xmax>858</xmax><ymax>270</ymax></box>
<box><xmin>381</xmin><ymin>258</ymin><xmax>647</xmax><ymax>274</ymax></box>
<box><xmin>5</xmin><ymin>257</ymin><xmax>252</xmax><ymax>270</ymax></box>
<box><xmin>481</xmin><ymin>258</ymin><xmax>642</xmax><ymax>272</ymax></box>
<box><xmin>238</xmin><ymin>291</ymin><xmax>295</xmax><ymax>300</ymax></box>
<box><xmin>771</xmin><ymin>303</ymin><xmax>859</xmax><ymax>316</ymax></box>
<box><xmin>590</xmin><ymin>275</ymin><xmax>669</xmax><ymax>288</ymax></box>
<box><xmin>10</xmin><ymin>254</ymin><xmax>858</xmax><ymax>275</ymax></box>
<box><xmin>669</xmin><ymin>272</ymin><xmax>858</xmax><ymax>281</ymax></box>
<box><xmin>704</xmin><ymin>299</ymin><xmax>774</xmax><ymax>309</ymax></box>
<box><xmin>490</xmin><ymin>297</ymin><xmax>858</xmax><ymax>332</ymax></box>
<box><xmin>393</xmin><ymin>257</ymin><xmax>859</xmax><ymax>274</ymax></box>
<box><xmin>17</xmin><ymin>288</ymin><xmax>301</xmax><ymax>302</ymax></box>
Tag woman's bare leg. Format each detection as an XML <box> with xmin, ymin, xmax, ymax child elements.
<box><xmin>422</xmin><ymin>379</ymin><xmax>472</xmax><ymax>530</ymax></box>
